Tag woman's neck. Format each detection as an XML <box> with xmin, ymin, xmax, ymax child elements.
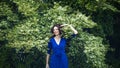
<box><xmin>55</xmin><ymin>35</ymin><xmax>61</xmax><ymax>39</ymax></box>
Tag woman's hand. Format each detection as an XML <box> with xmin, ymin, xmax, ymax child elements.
<box><xmin>46</xmin><ymin>64</ymin><xmax>49</xmax><ymax>68</ymax></box>
<box><xmin>61</xmin><ymin>24</ymin><xmax>78</xmax><ymax>34</ymax></box>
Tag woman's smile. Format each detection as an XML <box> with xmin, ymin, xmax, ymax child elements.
<box><xmin>53</xmin><ymin>27</ymin><xmax>60</xmax><ymax>36</ymax></box>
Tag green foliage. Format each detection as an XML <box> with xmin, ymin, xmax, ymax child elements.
<box><xmin>0</xmin><ymin>0</ymin><xmax>46</xmax><ymax>68</ymax></box>
<box><xmin>48</xmin><ymin>0</ymin><xmax>119</xmax><ymax>12</ymax></box>
<box><xmin>13</xmin><ymin>0</ymin><xmax>41</xmax><ymax>16</ymax></box>
<box><xmin>0</xmin><ymin>0</ymin><xmax>119</xmax><ymax>68</ymax></box>
<box><xmin>68</xmin><ymin>32</ymin><xmax>108</xmax><ymax>68</ymax></box>
<box><xmin>40</xmin><ymin>3</ymin><xmax>108</xmax><ymax>68</ymax></box>
<box><xmin>43</xmin><ymin>2</ymin><xmax>97</xmax><ymax>28</ymax></box>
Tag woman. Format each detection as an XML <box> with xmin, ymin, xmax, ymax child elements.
<box><xmin>46</xmin><ymin>24</ymin><xmax>78</xmax><ymax>68</ymax></box>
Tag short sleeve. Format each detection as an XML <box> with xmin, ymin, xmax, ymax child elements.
<box><xmin>66</xmin><ymin>34</ymin><xmax>77</xmax><ymax>42</ymax></box>
<box><xmin>47</xmin><ymin>41</ymin><xmax>52</xmax><ymax>54</ymax></box>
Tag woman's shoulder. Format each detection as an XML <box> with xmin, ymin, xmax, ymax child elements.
<box><xmin>49</xmin><ymin>37</ymin><xmax>54</xmax><ymax>42</ymax></box>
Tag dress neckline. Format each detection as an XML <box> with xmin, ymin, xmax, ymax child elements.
<box><xmin>53</xmin><ymin>37</ymin><xmax>62</xmax><ymax>46</ymax></box>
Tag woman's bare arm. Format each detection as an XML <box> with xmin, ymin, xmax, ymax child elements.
<box><xmin>69</xmin><ymin>25</ymin><xmax>78</xmax><ymax>34</ymax></box>
<box><xmin>46</xmin><ymin>54</ymin><xmax>50</xmax><ymax>68</ymax></box>
<box><xmin>61</xmin><ymin>24</ymin><xmax>78</xmax><ymax>34</ymax></box>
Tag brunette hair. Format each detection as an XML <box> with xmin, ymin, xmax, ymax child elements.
<box><xmin>51</xmin><ymin>24</ymin><xmax>63</xmax><ymax>35</ymax></box>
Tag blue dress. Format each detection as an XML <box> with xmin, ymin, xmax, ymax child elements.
<box><xmin>47</xmin><ymin>34</ymin><xmax>76</xmax><ymax>68</ymax></box>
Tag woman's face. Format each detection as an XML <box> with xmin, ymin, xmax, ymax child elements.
<box><xmin>53</xmin><ymin>26</ymin><xmax>60</xmax><ymax>36</ymax></box>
